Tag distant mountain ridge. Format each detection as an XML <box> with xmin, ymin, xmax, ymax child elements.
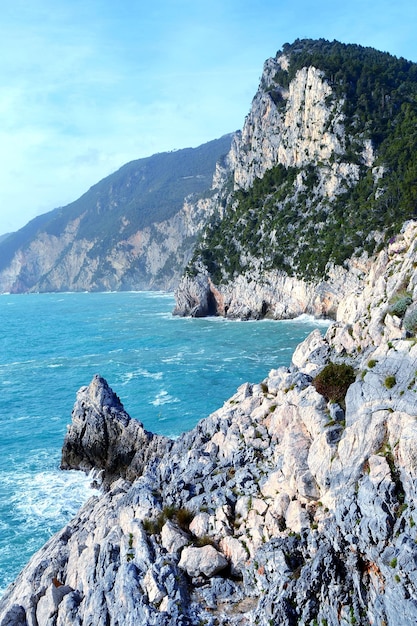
<box><xmin>0</xmin><ymin>135</ymin><xmax>233</xmax><ymax>293</ymax></box>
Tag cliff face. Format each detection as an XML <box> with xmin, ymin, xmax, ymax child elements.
<box><xmin>174</xmin><ymin>50</ymin><xmax>366</xmax><ymax>318</ymax></box>
<box><xmin>4</xmin><ymin>192</ymin><xmax>219</xmax><ymax>293</ymax></box>
<box><xmin>2</xmin><ymin>221</ymin><xmax>417</xmax><ymax>625</ymax></box>
<box><xmin>0</xmin><ymin>136</ymin><xmax>233</xmax><ymax>294</ymax></box>
<box><xmin>173</xmin><ymin>262</ymin><xmax>366</xmax><ymax>320</ymax></box>
<box><xmin>175</xmin><ymin>40</ymin><xmax>417</xmax><ymax>320</ymax></box>
<box><xmin>230</xmin><ymin>57</ymin><xmax>355</xmax><ymax>189</ymax></box>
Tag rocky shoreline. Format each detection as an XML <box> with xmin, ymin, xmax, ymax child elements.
<box><xmin>1</xmin><ymin>222</ymin><xmax>417</xmax><ymax>625</ymax></box>
<box><xmin>172</xmin><ymin>261</ymin><xmax>366</xmax><ymax>320</ymax></box>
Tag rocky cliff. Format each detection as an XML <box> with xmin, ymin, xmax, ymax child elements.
<box><xmin>0</xmin><ymin>135</ymin><xmax>233</xmax><ymax>294</ymax></box>
<box><xmin>174</xmin><ymin>39</ymin><xmax>417</xmax><ymax>319</ymax></box>
<box><xmin>2</xmin><ymin>220</ymin><xmax>417</xmax><ymax>625</ymax></box>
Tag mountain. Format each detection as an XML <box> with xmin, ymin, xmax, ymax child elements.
<box><xmin>174</xmin><ymin>39</ymin><xmax>417</xmax><ymax>318</ymax></box>
<box><xmin>0</xmin><ymin>134</ymin><xmax>233</xmax><ymax>293</ymax></box>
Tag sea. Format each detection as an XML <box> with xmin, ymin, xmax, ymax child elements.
<box><xmin>0</xmin><ymin>291</ymin><xmax>330</xmax><ymax>595</ymax></box>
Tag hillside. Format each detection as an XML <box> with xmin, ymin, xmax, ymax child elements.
<box><xmin>0</xmin><ymin>134</ymin><xmax>233</xmax><ymax>293</ymax></box>
<box><xmin>175</xmin><ymin>39</ymin><xmax>417</xmax><ymax>318</ymax></box>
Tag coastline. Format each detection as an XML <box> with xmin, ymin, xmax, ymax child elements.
<box><xmin>0</xmin><ymin>291</ymin><xmax>322</xmax><ymax>598</ymax></box>
<box><xmin>1</xmin><ymin>223</ymin><xmax>417</xmax><ymax>623</ymax></box>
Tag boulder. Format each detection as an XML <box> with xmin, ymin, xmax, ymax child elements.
<box><xmin>178</xmin><ymin>545</ymin><xmax>228</xmax><ymax>578</ymax></box>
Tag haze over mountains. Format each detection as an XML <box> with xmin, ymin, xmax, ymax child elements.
<box><xmin>0</xmin><ymin>135</ymin><xmax>232</xmax><ymax>293</ymax></box>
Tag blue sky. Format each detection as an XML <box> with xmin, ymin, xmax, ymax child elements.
<box><xmin>1</xmin><ymin>0</ymin><xmax>417</xmax><ymax>235</ymax></box>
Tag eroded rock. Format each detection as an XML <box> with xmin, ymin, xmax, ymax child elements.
<box><xmin>178</xmin><ymin>546</ymin><xmax>228</xmax><ymax>578</ymax></box>
<box><xmin>61</xmin><ymin>375</ymin><xmax>171</xmax><ymax>487</ymax></box>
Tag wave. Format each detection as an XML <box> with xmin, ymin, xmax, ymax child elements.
<box><xmin>151</xmin><ymin>390</ymin><xmax>180</xmax><ymax>406</ymax></box>
<box><xmin>0</xmin><ymin>290</ymin><xmax>329</xmax><ymax>592</ymax></box>
<box><xmin>120</xmin><ymin>369</ymin><xmax>163</xmax><ymax>385</ymax></box>
<box><xmin>281</xmin><ymin>313</ymin><xmax>333</xmax><ymax>326</ymax></box>
<box><xmin>8</xmin><ymin>468</ymin><xmax>97</xmax><ymax>525</ymax></box>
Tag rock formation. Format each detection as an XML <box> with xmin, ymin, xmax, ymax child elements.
<box><xmin>173</xmin><ymin>263</ymin><xmax>364</xmax><ymax>320</ymax></box>
<box><xmin>61</xmin><ymin>375</ymin><xmax>171</xmax><ymax>487</ymax></box>
<box><xmin>3</xmin><ymin>38</ymin><xmax>417</xmax><ymax>625</ymax></box>
<box><xmin>2</xmin><ymin>221</ymin><xmax>417</xmax><ymax>624</ymax></box>
<box><xmin>174</xmin><ymin>40</ymin><xmax>417</xmax><ymax>320</ymax></box>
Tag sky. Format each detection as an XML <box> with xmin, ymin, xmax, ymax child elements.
<box><xmin>0</xmin><ymin>0</ymin><xmax>417</xmax><ymax>236</ymax></box>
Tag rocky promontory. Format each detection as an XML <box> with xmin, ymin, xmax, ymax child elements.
<box><xmin>61</xmin><ymin>375</ymin><xmax>171</xmax><ymax>487</ymax></box>
<box><xmin>174</xmin><ymin>40</ymin><xmax>417</xmax><ymax>323</ymax></box>
<box><xmin>2</xmin><ymin>221</ymin><xmax>417</xmax><ymax>625</ymax></box>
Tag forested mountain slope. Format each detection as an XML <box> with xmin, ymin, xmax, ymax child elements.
<box><xmin>0</xmin><ymin>135</ymin><xmax>233</xmax><ymax>293</ymax></box>
<box><xmin>175</xmin><ymin>39</ymin><xmax>417</xmax><ymax>318</ymax></box>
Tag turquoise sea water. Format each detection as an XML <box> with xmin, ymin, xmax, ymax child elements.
<box><xmin>0</xmin><ymin>291</ymin><xmax>329</xmax><ymax>594</ymax></box>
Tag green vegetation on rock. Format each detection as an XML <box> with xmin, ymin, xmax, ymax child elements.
<box><xmin>388</xmin><ymin>291</ymin><xmax>413</xmax><ymax>318</ymax></box>
<box><xmin>189</xmin><ymin>39</ymin><xmax>417</xmax><ymax>284</ymax></box>
<box><xmin>313</xmin><ymin>362</ymin><xmax>356</xmax><ymax>405</ymax></box>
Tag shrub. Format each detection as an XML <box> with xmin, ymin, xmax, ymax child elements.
<box><xmin>142</xmin><ymin>506</ymin><xmax>193</xmax><ymax>535</ymax></box>
<box><xmin>142</xmin><ymin>513</ymin><xmax>165</xmax><ymax>535</ymax></box>
<box><xmin>175</xmin><ymin>508</ymin><xmax>194</xmax><ymax>531</ymax></box>
<box><xmin>194</xmin><ymin>535</ymin><xmax>218</xmax><ymax>548</ymax></box>
<box><xmin>313</xmin><ymin>362</ymin><xmax>356</xmax><ymax>405</ymax></box>
<box><xmin>384</xmin><ymin>375</ymin><xmax>396</xmax><ymax>389</ymax></box>
<box><xmin>388</xmin><ymin>291</ymin><xmax>412</xmax><ymax>318</ymax></box>
<box><xmin>404</xmin><ymin>308</ymin><xmax>417</xmax><ymax>335</ymax></box>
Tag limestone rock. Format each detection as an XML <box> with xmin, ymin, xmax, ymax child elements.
<box><xmin>173</xmin><ymin>266</ymin><xmax>354</xmax><ymax>320</ymax></box>
<box><xmin>142</xmin><ymin>569</ymin><xmax>166</xmax><ymax>604</ymax></box>
<box><xmin>178</xmin><ymin>545</ymin><xmax>228</xmax><ymax>578</ymax></box>
<box><xmin>219</xmin><ymin>536</ymin><xmax>248</xmax><ymax>577</ymax></box>
<box><xmin>172</xmin><ymin>272</ymin><xmax>215</xmax><ymax>317</ymax></box>
<box><xmin>5</xmin><ymin>63</ymin><xmax>417</xmax><ymax>626</ymax></box>
<box><xmin>292</xmin><ymin>328</ymin><xmax>330</xmax><ymax>374</ymax></box>
<box><xmin>61</xmin><ymin>374</ymin><xmax>170</xmax><ymax>487</ymax></box>
<box><xmin>161</xmin><ymin>521</ymin><xmax>189</xmax><ymax>554</ymax></box>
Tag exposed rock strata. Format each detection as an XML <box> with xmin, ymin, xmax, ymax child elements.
<box><xmin>229</xmin><ymin>58</ymin><xmax>355</xmax><ymax>190</ymax></box>
<box><xmin>174</xmin><ymin>51</ymin><xmax>373</xmax><ymax>320</ymax></box>
<box><xmin>61</xmin><ymin>375</ymin><xmax>171</xmax><ymax>487</ymax></box>
<box><xmin>2</xmin><ymin>222</ymin><xmax>417</xmax><ymax>624</ymax></box>
<box><xmin>174</xmin><ymin>261</ymin><xmax>366</xmax><ymax>320</ymax></box>
<box><xmin>0</xmin><ymin>192</ymin><xmax>223</xmax><ymax>294</ymax></box>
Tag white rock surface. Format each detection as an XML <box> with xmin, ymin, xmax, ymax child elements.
<box><xmin>178</xmin><ymin>545</ymin><xmax>228</xmax><ymax>578</ymax></box>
